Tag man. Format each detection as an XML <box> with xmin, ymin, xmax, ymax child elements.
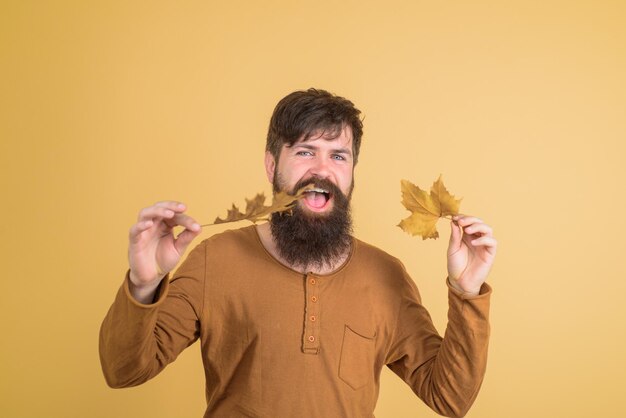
<box><xmin>100</xmin><ymin>88</ymin><xmax>497</xmax><ymax>418</ymax></box>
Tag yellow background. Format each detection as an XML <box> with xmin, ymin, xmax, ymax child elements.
<box><xmin>1</xmin><ymin>1</ymin><xmax>625</xmax><ymax>417</ymax></box>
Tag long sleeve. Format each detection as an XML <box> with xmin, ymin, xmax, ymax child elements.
<box><xmin>385</xmin><ymin>272</ymin><xmax>491</xmax><ymax>418</ymax></box>
<box><xmin>99</xmin><ymin>241</ymin><xmax>207</xmax><ymax>388</ymax></box>
<box><xmin>98</xmin><ymin>228</ymin><xmax>492</xmax><ymax>417</ymax></box>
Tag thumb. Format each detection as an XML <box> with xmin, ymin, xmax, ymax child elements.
<box><xmin>448</xmin><ymin>219</ymin><xmax>462</xmax><ymax>254</ymax></box>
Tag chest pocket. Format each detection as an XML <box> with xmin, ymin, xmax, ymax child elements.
<box><xmin>338</xmin><ymin>325</ymin><xmax>377</xmax><ymax>390</ymax></box>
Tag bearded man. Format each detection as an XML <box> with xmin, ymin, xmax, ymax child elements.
<box><xmin>100</xmin><ymin>89</ymin><xmax>497</xmax><ymax>418</ymax></box>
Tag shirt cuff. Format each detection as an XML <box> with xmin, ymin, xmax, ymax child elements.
<box><xmin>446</xmin><ymin>277</ymin><xmax>492</xmax><ymax>300</ymax></box>
<box><xmin>122</xmin><ymin>270</ymin><xmax>170</xmax><ymax>308</ymax></box>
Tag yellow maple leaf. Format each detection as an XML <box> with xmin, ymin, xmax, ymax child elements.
<box><xmin>205</xmin><ymin>187</ymin><xmax>310</xmax><ymax>226</ymax></box>
<box><xmin>398</xmin><ymin>175</ymin><xmax>462</xmax><ymax>240</ymax></box>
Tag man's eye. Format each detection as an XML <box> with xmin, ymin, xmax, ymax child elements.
<box><xmin>332</xmin><ymin>154</ymin><xmax>345</xmax><ymax>161</ymax></box>
<box><xmin>296</xmin><ymin>151</ymin><xmax>313</xmax><ymax>156</ymax></box>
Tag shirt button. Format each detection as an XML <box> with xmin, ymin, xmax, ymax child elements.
<box><xmin>308</xmin><ymin>335</ymin><xmax>315</xmax><ymax>342</ymax></box>
<box><xmin>311</xmin><ymin>296</ymin><xmax>318</xmax><ymax>302</ymax></box>
<box><xmin>310</xmin><ymin>278</ymin><xmax>316</xmax><ymax>285</ymax></box>
<box><xmin>310</xmin><ymin>315</ymin><xmax>316</xmax><ymax>322</ymax></box>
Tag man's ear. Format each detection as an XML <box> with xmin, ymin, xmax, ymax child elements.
<box><xmin>264</xmin><ymin>151</ymin><xmax>276</xmax><ymax>183</ymax></box>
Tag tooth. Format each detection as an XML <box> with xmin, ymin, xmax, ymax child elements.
<box><xmin>303</xmin><ymin>187</ymin><xmax>329</xmax><ymax>194</ymax></box>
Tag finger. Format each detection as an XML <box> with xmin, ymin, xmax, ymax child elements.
<box><xmin>154</xmin><ymin>201</ymin><xmax>187</xmax><ymax>212</ymax></box>
<box><xmin>463</xmin><ymin>223</ymin><xmax>493</xmax><ymax>237</ymax></box>
<box><xmin>470</xmin><ymin>236</ymin><xmax>498</xmax><ymax>254</ymax></box>
<box><xmin>174</xmin><ymin>228</ymin><xmax>202</xmax><ymax>254</ymax></box>
<box><xmin>163</xmin><ymin>213</ymin><xmax>201</xmax><ymax>231</ymax></box>
<box><xmin>128</xmin><ymin>219</ymin><xmax>154</xmax><ymax>243</ymax></box>
<box><xmin>453</xmin><ymin>215</ymin><xmax>483</xmax><ymax>227</ymax></box>
<box><xmin>137</xmin><ymin>206</ymin><xmax>177</xmax><ymax>222</ymax></box>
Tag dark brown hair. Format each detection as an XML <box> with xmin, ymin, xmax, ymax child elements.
<box><xmin>266</xmin><ymin>88</ymin><xmax>364</xmax><ymax>164</ymax></box>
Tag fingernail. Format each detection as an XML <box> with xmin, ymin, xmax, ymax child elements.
<box><xmin>192</xmin><ymin>223</ymin><xmax>200</xmax><ymax>230</ymax></box>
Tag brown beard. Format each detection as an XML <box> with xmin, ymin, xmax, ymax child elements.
<box><xmin>270</xmin><ymin>176</ymin><xmax>353</xmax><ymax>271</ymax></box>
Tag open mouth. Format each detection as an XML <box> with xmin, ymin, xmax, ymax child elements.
<box><xmin>302</xmin><ymin>187</ymin><xmax>332</xmax><ymax>211</ymax></box>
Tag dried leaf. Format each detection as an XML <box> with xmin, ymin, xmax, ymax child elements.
<box><xmin>261</xmin><ymin>190</ymin><xmax>305</xmax><ymax>221</ymax></box>
<box><xmin>398</xmin><ymin>175</ymin><xmax>462</xmax><ymax>240</ymax></box>
<box><xmin>215</xmin><ymin>203</ymin><xmax>249</xmax><ymax>224</ymax></box>
<box><xmin>207</xmin><ymin>187</ymin><xmax>309</xmax><ymax>226</ymax></box>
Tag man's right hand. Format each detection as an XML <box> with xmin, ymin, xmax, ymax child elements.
<box><xmin>127</xmin><ymin>201</ymin><xmax>202</xmax><ymax>303</ymax></box>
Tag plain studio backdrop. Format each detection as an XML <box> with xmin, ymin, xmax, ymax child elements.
<box><xmin>1</xmin><ymin>1</ymin><xmax>624</xmax><ymax>417</ymax></box>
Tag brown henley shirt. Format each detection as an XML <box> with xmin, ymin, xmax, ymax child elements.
<box><xmin>99</xmin><ymin>225</ymin><xmax>491</xmax><ymax>417</ymax></box>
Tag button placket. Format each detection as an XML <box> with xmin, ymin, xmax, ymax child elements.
<box><xmin>302</xmin><ymin>273</ymin><xmax>321</xmax><ymax>354</ymax></box>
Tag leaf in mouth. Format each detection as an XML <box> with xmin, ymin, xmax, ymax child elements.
<box><xmin>202</xmin><ymin>186</ymin><xmax>311</xmax><ymax>227</ymax></box>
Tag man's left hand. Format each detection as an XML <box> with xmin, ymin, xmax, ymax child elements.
<box><xmin>447</xmin><ymin>215</ymin><xmax>497</xmax><ymax>296</ymax></box>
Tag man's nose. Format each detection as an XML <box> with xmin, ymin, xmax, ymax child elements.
<box><xmin>309</xmin><ymin>156</ymin><xmax>331</xmax><ymax>179</ymax></box>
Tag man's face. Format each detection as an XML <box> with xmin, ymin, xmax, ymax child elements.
<box><xmin>265</xmin><ymin>125</ymin><xmax>355</xmax><ymax>212</ymax></box>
